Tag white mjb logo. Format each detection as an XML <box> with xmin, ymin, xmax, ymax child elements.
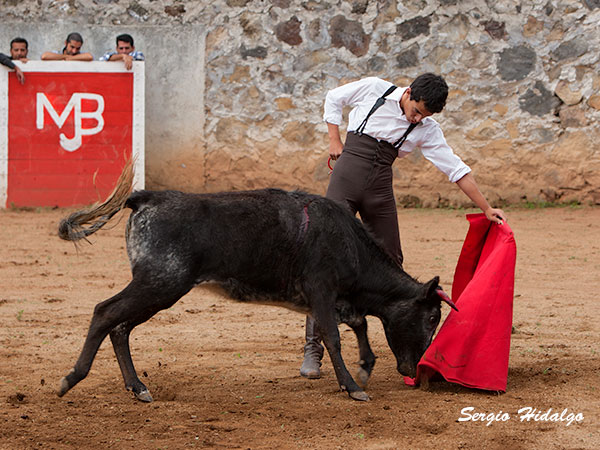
<box><xmin>36</xmin><ymin>92</ymin><xmax>105</xmax><ymax>152</ymax></box>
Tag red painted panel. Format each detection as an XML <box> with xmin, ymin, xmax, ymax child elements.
<box><xmin>7</xmin><ymin>72</ymin><xmax>134</xmax><ymax>207</ymax></box>
<box><xmin>8</xmin><ymin>188</ymin><xmax>112</xmax><ymax>208</ymax></box>
<box><xmin>9</xmin><ymin>159</ymin><xmax>126</xmax><ymax>174</ymax></box>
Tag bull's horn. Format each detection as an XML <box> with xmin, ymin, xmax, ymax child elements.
<box><xmin>436</xmin><ymin>288</ymin><xmax>458</xmax><ymax>312</ymax></box>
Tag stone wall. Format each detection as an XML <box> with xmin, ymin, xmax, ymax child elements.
<box><xmin>2</xmin><ymin>0</ymin><xmax>599</xmax><ymax>206</ymax></box>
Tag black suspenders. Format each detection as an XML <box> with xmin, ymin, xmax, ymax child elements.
<box><xmin>392</xmin><ymin>122</ymin><xmax>418</xmax><ymax>149</ymax></box>
<box><xmin>356</xmin><ymin>85</ymin><xmax>397</xmax><ymax>135</ymax></box>
<box><xmin>355</xmin><ymin>84</ymin><xmax>418</xmax><ymax>149</ymax></box>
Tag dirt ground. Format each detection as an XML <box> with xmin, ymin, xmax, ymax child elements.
<box><xmin>0</xmin><ymin>204</ymin><xmax>598</xmax><ymax>449</ymax></box>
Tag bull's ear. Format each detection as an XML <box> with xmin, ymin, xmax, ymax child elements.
<box><xmin>423</xmin><ymin>276</ymin><xmax>440</xmax><ymax>300</ymax></box>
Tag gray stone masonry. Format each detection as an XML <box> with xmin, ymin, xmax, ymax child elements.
<box><xmin>2</xmin><ymin>0</ymin><xmax>600</xmax><ymax>206</ymax></box>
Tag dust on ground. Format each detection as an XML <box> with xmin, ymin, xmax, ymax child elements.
<box><xmin>1</xmin><ymin>205</ymin><xmax>598</xmax><ymax>449</ymax></box>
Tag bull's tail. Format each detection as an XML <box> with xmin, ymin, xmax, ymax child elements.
<box><xmin>58</xmin><ymin>158</ymin><xmax>135</xmax><ymax>242</ymax></box>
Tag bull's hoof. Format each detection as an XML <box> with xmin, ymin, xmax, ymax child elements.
<box><xmin>134</xmin><ymin>389</ymin><xmax>153</xmax><ymax>403</ymax></box>
<box><xmin>57</xmin><ymin>377</ymin><xmax>70</xmax><ymax>397</ymax></box>
<box><xmin>356</xmin><ymin>367</ymin><xmax>370</xmax><ymax>387</ymax></box>
<box><xmin>349</xmin><ymin>390</ymin><xmax>370</xmax><ymax>402</ymax></box>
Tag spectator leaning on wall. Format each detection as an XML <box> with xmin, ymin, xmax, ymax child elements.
<box><xmin>99</xmin><ymin>34</ymin><xmax>144</xmax><ymax>70</ymax></box>
<box><xmin>41</xmin><ymin>32</ymin><xmax>93</xmax><ymax>61</ymax></box>
<box><xmin>0</xmin><ymin>37</ymin><xmax>28</xmax><ymax>84</ymax></box>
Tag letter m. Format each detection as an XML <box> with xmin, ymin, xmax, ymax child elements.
<box><xmin>36</xmin><ymin>93</ymin><xmax>77</xmax><ymax>130</ymax></box>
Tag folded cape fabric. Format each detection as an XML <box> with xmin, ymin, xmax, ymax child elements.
<box><xmin>404</xmin><ymin>213</ymin><xmax>517</xmax><ymax>391</ymax></box>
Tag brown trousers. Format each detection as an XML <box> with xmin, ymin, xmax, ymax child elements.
<box><xmin>326</xmin><ymin>132</ymin><xmax>403</xmax><ymax>266</ymax></box>
<box><xmin>303</xmin><ymin>132</ymin><xmax>403</xmax><ymax>351</ymax></box>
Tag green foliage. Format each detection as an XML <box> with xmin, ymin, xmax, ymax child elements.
<box><xmin>518</xmin><ymin>199</ymin><xmax>581</xmax><ymax>209</ymax></box>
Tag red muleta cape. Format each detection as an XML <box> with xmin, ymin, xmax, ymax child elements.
<box><xmin>404</xmin><ymin>213</ymin><xmax>517</xmax><ymax>392</ymax></box>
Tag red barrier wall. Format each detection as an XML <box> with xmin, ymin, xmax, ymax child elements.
<box><xmin>1</xmin><ymin>61</ymin><xmax>144</xmax><ymax>208</ymax></box>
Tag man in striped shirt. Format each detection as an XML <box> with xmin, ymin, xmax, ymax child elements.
<box><xmin>100</xmin><ymin>34</ymin><xmax>145</xmax><ymax>70</ymax></box>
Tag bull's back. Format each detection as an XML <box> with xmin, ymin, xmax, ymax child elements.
<box><xmin>125</xmin><ymin>188</ymin><xmax>316</xmax><ymax>289</ymax></box>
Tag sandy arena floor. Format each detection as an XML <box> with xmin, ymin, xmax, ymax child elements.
<box><xmin>0</xmin><ymin>205</ymin><xmax>598</xmax><ymax>449</ymax></box>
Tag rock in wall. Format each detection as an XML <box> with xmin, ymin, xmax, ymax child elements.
<box><xmin>2</xmin><ymin>0</ymin><xmax>599</xmax><ymax>205</ymax></box>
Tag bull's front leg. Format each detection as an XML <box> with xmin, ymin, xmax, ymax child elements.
<box><xmin>308</xmin><ymin>287</ymin><xmax>369</xmax><ymax>401</ymax></box>
<box><xmin>350</xmin><ymin>317</ymin><xmax>376</xmax><ymax>387</ymax></box>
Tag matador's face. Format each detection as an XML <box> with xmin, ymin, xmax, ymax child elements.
<box><xmin>400</xmin><ymin>88</ymin><xmax>433</xmax><ymax>124</ymax></box>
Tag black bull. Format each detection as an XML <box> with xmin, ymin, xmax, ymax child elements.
<box><xmin>56</xmin><ymin>162</ymin><xmax>457</xmax><ymax>402</ymax></box>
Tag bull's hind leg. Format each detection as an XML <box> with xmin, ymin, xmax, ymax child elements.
<box><xmin>350</xmin><ymin>318</ymin><xmax>376</xmax><ymax>387</ymax></box>
<box><xmin>58</xmin><ymin>279</ymin><xmax>190</xmax><ymax>400</ymax></box>
<box><xmin>58</xmin><ymin>289</ymin><xmax>130</xmax><ymax>398</ymax></box>
<box><xmin>107</xmin><ymin>284</ymin><xmax>187</xmax><ymax>402</ymax></box>
<box><xmin>110</xmin><ymin>320</ymin><xmax>153</xmax><ymax>402</ymax></box>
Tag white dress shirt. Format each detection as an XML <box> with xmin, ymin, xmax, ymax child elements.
<box><xmin>323</xmin><ymin>77</ymin><xmax>471</xmax><ymax>183</ymax></box>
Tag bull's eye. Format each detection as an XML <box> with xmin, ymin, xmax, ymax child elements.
<box><xmin>429</xmin><ymin>315</ymin><xmax>437</xmax><ymax>326</ymax></box>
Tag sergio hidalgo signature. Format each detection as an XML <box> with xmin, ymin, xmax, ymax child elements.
<box><xmin>458</xmin><ymin>407</ymin><xmax>584</xmax><ymax>426</ymax></box>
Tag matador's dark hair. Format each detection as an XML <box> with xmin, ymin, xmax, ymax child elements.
<box><xmin>409</xmin><ymin>73</ymin><xmax>448</xmax><ymax>114</ymax></box>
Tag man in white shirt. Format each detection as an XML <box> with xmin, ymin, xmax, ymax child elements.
<box><xmin>41</xmin><ymin>32</ymin><xmax>93</xmax><ymax>61</ymax></box>
<box><xmin>300</xmin><ymin>74</ymin><xmax>507</xmax><ymax>379</ymax></box>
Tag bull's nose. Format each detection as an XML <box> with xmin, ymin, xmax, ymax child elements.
<box><xmin>397</xmin><ymin>362</ymin><xmax>416</xmax><ymax>378</ymax></box>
